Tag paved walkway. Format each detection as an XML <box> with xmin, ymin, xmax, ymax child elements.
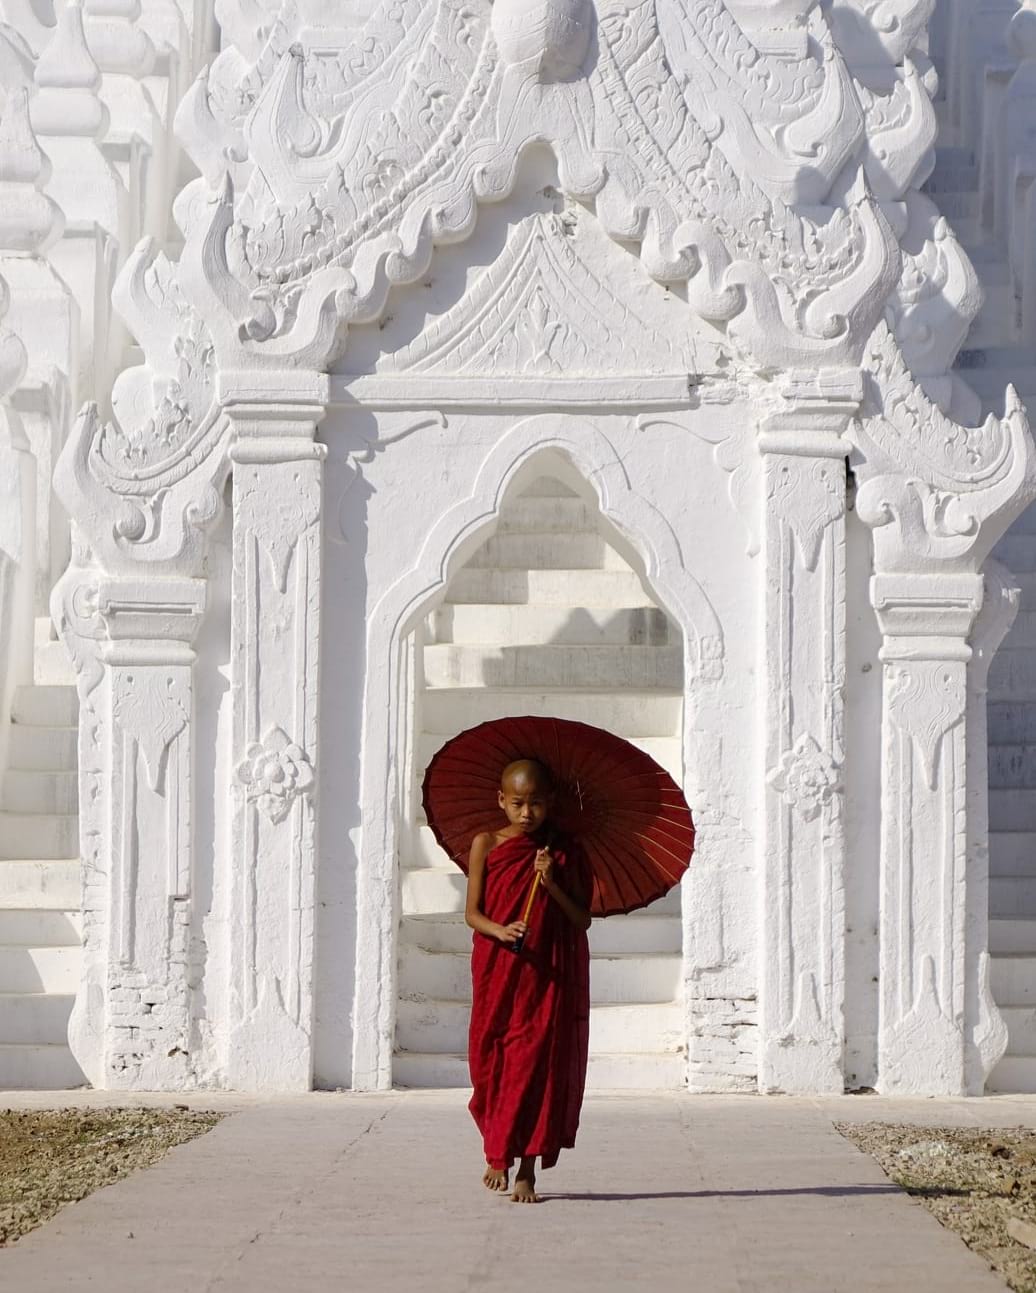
<box><xmin>3</xmin><ymin>1090</ymin><xmax>1035</xmax><ymax>1292</ymax></box>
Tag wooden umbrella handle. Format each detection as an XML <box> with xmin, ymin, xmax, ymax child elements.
<box><xmin>519</xmin><ymin>871</ymin><xmax>542</xmax><ymax>925</ymax></box>
<box><xmin>510</xmin><ymin>870</ymin><xmax>543</xmax><ymax>954</ymax></box>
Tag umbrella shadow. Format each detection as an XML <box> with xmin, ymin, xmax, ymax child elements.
<box><xmin>543</xmin><ymin>1184</ymin><xmax>905</xmax><ymax>1202</ymax></box>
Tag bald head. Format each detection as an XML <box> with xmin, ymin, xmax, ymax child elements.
<box><xmin>500</xmin><ymin>758</ymin><xmax>553</xmax><ymax>794</ymax></box>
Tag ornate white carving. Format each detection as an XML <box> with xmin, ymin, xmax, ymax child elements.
<box><xmin>853</xmin><ymin>322</ymin><xmax>1036</xmax><ymax>572</ymax></box>
<box><xmin>381</xmin><ymin>212</ymin><xmax>695</xmax><ymax>377</ymax></box>
<box><xmin>111</xmin><ymin>668</ymin><xmax>189</xmax><ymax>793</ymax></box>
<box><xmin>235</xmin><ymin>725</ymin><xmax>314</xmax><ymax>824</ymax></box>
<box><xmin>767</xmin><ymin>734</ymin><xmax>842</xmax><ymax>822</ymax></box>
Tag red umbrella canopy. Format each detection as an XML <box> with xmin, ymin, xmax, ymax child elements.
<box><xmin>421</xmin><ymin>715</ymin><xmax>695</xmax><ymax>917</ymax></box>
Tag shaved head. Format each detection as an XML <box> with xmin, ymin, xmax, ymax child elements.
<box><xmin>500</xmin><ymin>758</ymin><xmax>553</xmax><ymax>793</ymax></box>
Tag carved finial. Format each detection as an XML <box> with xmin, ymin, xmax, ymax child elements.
<box><xmin>1009</xmin><ymin>2</ymin><xmax>1036</xmax><ymax>64</ymax></box>
<box><xmin>492</xmin><ymin>0</ymin><xmax>591</xmax><ymax>80</ymax></box>
<box><xmin>0</xmin><ymin>87</ymin><xmax>63</xmax><ymax>254</ymax></box>
<box><xmin>83</xmin><ymin>0</ymin><xmax>156</xmax><ymax>78</ymax></box>
<box><xmin>31</xmin><ymin>0</ymin><xmax>108</xmax><ymax>139</ymax></box>
<box><xmin>0</xmin><ymin>276</ymin><xmax>28</xmax><ymax>401</ymax></box>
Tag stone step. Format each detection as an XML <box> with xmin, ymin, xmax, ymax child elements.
<box><xmin>990</xmin><ymin>919</ymin><xmax>1036</xmax><ymax>954</ymax></box>
<box><xmin>1010</xmin><ymin>574</ymin><xmax>1036</xmax><ymax>612</ymax></box>
<box><xmin>934</xmin><ymin>190</ymin><xmax>979</xmax><ymax>220</ymax></box>
<box><xmin>518</xmin><ymin>478</ymin><xmax>578</xmax><ymax>498</ymax></box>
<box><xmin>467</xmin><ymin>533</ymin><xmax>630</xmax><ymax>571</ymax></box>
<box><xmin>414</xmin><ymin>733</ymin><xmax>683</xmax><ymax>787</ymax></box>
<box><xmin>400</xmin><ymin>865</ymin><xmax>682</xmax><ymax>919</ymax></box>
<box><xmin>0</xmin><ymin>813</ymin><xmax>79</xmax><ymax>861</ymax></box>
<box><xmin>987</xmin><ymin>1054</ymin><xmax>1036</xmax><ymax>1094</ymax></box>
<box><xmin>989</xmin><ymin>747</ymin><xmax>1036</xmax><ymax>790</ymax></box>
<box><xmin>961</xmin><ymin>346</ymin><xmax>1036</xmax><ymax>373</ymax></box>
<box><xmin>395</xmin><ymin>999</ymin><xmax>683</xmax><ymax>1055</ymax></box>
<box><xmin>989</xmin><ymin>702</ymin><xmax>1036</xmax><ymax>744</ymax></box>
<box><xmin>989</xmin><ymin>832</ymin><xmax>1036</xmax><ymax>873</ymax></box>
<box><xmin>1001</xmin><ymin>1005</ymin><xmax>1036</xmax><ymax>1055</ymax></box>
<box><xmin>468</xmin><ymin>530</ymin><xmax>631</xmax><ymax>571</ymax></box>
<box><xmin>496</xmin><ymin>497</ymin><xmax>598</xmax><ymax>533</ymax></box>
<box><xmin>988</xmin><ymin>790</ymin><xmax>1036</xmax><ymax>833</ymax></box>
<box><xmin>1000</xmin><ymin>501</ymin><xmax>1036</xmax><ymax>536</ymax></box>
<box><xmin>11</xmin><ymin>685</ymin><xmax>78</xmax><ymax>728</ymax></box>
<box><xmin>398</xmin><ymin>946</ymin><xmax>681</xmax><ymax>1004</ymax></box>
<box><xmin>990</xmin><ymin>954</ymin><xmax>1036</xmax><ymax>1005</ymax></box>
<box><xmin>962</xmin><ymin>367</ymin><xmax>1036</xmax><ymax>404</ymax></box>
<box><xmin>923</xmin><ymin>165</ymin><xmax>979</xmax><ymax>193</ymax></box>
<box><xmin>0</xmin><ymin>1042</ymin><xmax>85</xmax><ymax>1089</ymax></box>
<box><xmin>968</xmin><ymin>283</ymin><xmax>1021</xmax><ymax>349</ymax></box>
<box><xmin>447</xmin><ymin>568</ymin><xmax>653</xmax><ymax>608</ymax></box>
<box><xmin>1</xmin><ymin>770</ymin><xmax>78</xmax><ymax>815</ymax></box>
<box><xmin>0</xmin><ymin>861</ymin><xmax>79</xmax><ymax>909</ymax></box>
<box><xmin>6</xmin><ymin>725</ymin><xmax>77</xmax><ymax>772</ymax></box>
<box><xmin>0</xmin><ymin>946</ymin><xmax>80</xmax><ymax>993</ymax></box>
<box><xmin>401</xmin><ymin>911</ymin><xmax>682</xmax><ymax>956</ymax></box>
<box><xmin>0</xmin><ymin>992</ymin><xmax>74</xmax><ymax>1044</ymax></box>
<box><xmin>0</xmin><ymin>909</ymin><xmax>81</xmax><ymax>947</ymax></box>
<box><xmin>430</xmin><ymin>604</ymin><xmax>672</xmax><ymax>648</ymax></box>
<box><xmin>996</xmin><ymin>536</ymin><xmax>1036</xmax><ymax>574</ymax></box>
<box><xmin>33</xmin><ymin>642</ymin><xmax>76</xmax><ymax>687</ymax></box>
<box><xmin>392</xmin><ymin>1050</ymin><xmax>685</xmax><ymax>1090</ymax></box>
<box><xmin>421</xmin><ymin>688</ymin><xmax>683</xmax><ymax>738</ymax></box>
<box><xmin>989</xmin><ymin>652</ymin><xmax>1036</xmax><ymax>701</ymax></box>
<box><xmin>422</xmin><ymin>644</ymin><xmax>683</xmax><ymax>691</ymax></box>
<box><xmin>999</xmin><ymin>611</ymin><xmax>1036</xmax><ymax>648</ymax></box>
<box><xmin>992</xmin><ymin>875</ymin><xmax>1036</xmax><ymax>918</ymax></box>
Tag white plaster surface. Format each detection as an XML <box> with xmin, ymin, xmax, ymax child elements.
<box><xmin>0</xmin><ymin>1090</ymin><xmax>1025</xmax><ymax>1292</ymax></box>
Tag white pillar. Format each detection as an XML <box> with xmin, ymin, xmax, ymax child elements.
<box><xmin>758</xmin><ymin>371</ymin><xmax>861</xmax><ymax>1093</ymax></box>
<box><xmin>223</xmin><ymin>372</ymin><xmax>328</xmax><ymax>1091</ymax></box>
<box><xmin>871</xmin><ymin>571</ymin><xmax>982</xmax><ymax>1094</ymax></box>
<box><xmin>74</xmin><ymin>576</ymin><xmax>206</xmax><ymax>1089</ymax></box>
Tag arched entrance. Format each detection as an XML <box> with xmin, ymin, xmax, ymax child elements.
<box><xmin>393</xmin><ymin>462</ymin><xmax>687</xmax><ymax>1087</ymax></box>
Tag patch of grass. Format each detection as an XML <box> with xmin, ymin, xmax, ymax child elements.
<box><xmin>0</xmin><ymin>1107</ymin><xmax>222</xmax><ymax>1245</ymax></box>
<box><xmin>839</xmin><ymin>1122</ymin><xmax>1036</xmax><ymax>1293</ymax></box>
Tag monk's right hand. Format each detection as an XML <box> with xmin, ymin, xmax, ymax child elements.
<box><xmin>496</xmin><ymin>920</ymin><xmax>528</xmax><ymax>946</ymax></box>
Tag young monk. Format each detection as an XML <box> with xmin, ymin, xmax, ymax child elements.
<box><xmin>464</xmin><ymin>758</ymin><xmax>592</xmax><ymax>1203</ymax></box>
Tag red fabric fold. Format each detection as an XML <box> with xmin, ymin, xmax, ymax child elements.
<box><xmin>468</xmin><ymin>830</ymin><xmax>591</xmax><ymax>1172</ymax></box>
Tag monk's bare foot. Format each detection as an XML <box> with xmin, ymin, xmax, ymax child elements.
<box><xmin>511</xmin><ymin>1157</ymin><xmax>538</xmax><ymax>1204</ymax></box>
<box><xmin>482</xmin><ymin>1163</ymin><xmax>508</xmax><ymax>1192</ymax></box>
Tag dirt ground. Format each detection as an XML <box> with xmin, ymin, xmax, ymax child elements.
<box><xmin>0</xmin><ymin>1106</ymin><xmax>222</xmax><ymax>1246</ymax></box>
<box><xmin>840</xmin><ymin>1122</ymin><xmax>1036</xmax><ymax>1293</ymax></box>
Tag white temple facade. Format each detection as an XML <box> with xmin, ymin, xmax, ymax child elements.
<box><xmin>3</xmin><ymin>0</ymin><xmax>1036</xmax><ymax>1096</ymax></box>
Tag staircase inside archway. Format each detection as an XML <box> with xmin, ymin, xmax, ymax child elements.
<box><xmin>393</xmin><ymin>475</ymin><xmax>687</xmax><ymax>1089</ymax></box>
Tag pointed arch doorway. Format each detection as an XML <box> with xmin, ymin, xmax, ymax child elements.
<box><xmin>393</xmin><ymin>458</ymin><xmax>687</xmax><ymax>1088</ymax></box>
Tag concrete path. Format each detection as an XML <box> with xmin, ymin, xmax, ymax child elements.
<box><xmin>2</xmin><ymin>1091</ymin><xmax>1032</xmax><ymax>1293</ymax></box>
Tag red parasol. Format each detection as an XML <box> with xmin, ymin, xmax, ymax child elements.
<box><xmin>421</xmin><ymin>716</ymin><xmax>694</xmax><ymax>917</ymax></box>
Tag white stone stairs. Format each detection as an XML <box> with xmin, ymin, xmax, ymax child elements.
<box><xmin>393</xmin><ymin>478</ymin><xmax>688</xmax><ymax>1090</ymax></box>
<box><xmin>0</xmin><ymin>618</ymin><xmax>83</xmax><ymax>1087</ymax></box>
<box><xmin>926</xmin><ymin>89</ymin><xmax>1036</xmax><ymax>1092</ymax></box>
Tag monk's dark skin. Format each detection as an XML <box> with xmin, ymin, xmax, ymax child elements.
<box><xmin>465</xmin><ymin>759</ymin><xmax>591</xmax><ymax>1203</ymax></box>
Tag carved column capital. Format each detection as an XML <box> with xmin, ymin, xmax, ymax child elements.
<box><xmin>96</xmin><ymin>576</ymin><xmax>206</xmax><ymax>662</ymax></box>
<box><xmin>871</xmin><ymin>571</ymin><xmax>983</xmax><ymax>663</ymax></box>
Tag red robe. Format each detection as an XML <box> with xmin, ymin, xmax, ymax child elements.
<box><xmin>468</xmin><ymin>829</ymin><xmax>591</xmax><ymax>1171</ymax></box>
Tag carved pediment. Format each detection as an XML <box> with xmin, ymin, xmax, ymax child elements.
<box><xmin>376</xmin><ymin>212</ymin><xmax>702</xmax><ymax>378</ymax></box>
